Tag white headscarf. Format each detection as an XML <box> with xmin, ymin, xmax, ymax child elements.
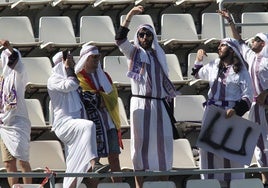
<box><xmin>75</xmin><ymin>45</ymin><xmax>112</xmax><ymax>93</ymax></box>
<box><xmin>255</xmin><ymin>32</ymin><xmax>268</xmax><ymax>57</ymax></box>
<box><xmin>220</xmin><ymin>37</ymin><xmax>247</xmax><ymax>67</ymax></box>
<box><xmin>133</xmin><ymin>24</ymin><xmax>169</xmax><ymax>76</ymax></box>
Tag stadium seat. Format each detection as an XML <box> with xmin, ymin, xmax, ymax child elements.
<box><xmin>93</xmin><ymin>0</ymin><xmax>134</xmax><ymax>9</ymax></box>
<box><xmin>51</xmin><ymin>0</ymin><xmax>95</xmax><ymax>8</ymax></box>
<box><xmin>201</xmin><ymin>13</ymin><xmax>233</xmax><ymax>45</ymax></box>
<box><xmin>11</xmin><ymin>0</ymin><xmax>52</xmax><ymax>10</ymax></box>
<box><xmin>29</xmin><ymin>140</ymin><xmax>66</xmax><ymax>172</ymax></box>
<box><xmin>120</xmin><ymin>14</ymin><xmax>155</xmax><ymax>42</ymax></box>
<box><xmin>103</xmin><ymin>56</ymin><xmax>131</xmax><ymax>89</ymax></box>
<box><xmin>21</xmin><ymin>57</ymin><xmax>52</xmax><ymax>95</ymax></box>
<box><xmin>161</xmin><ymin>14</ymin><xmax>205</xmax><ymax>49</ymax></box>
<box><xmin>97</xmin><ymin>182</ymin><xmax>131</xmax><ymax>188</ymax></box>
<box><xmin>166</xmin><ymin>54</ymin><xmax>191</xmax><ymax>89</ymax></box>
<box><xmin>39</xmin><ymin>16</ymin><xmax>83</xmax><ymax>50</ymax></box>
<box><xmin>0</xmin><ymin>16</ymin><xmax>42</xmax><ymax>54</ymax></box>
<box><xmin>80</xmin><ymin>15</ymin><xmax>116</xmax><ymax>53</ymax></box>
<box><xmin>118</xmin><ymin>97</ymin><xmax>130</xmax><ymax>130</ymax></box>
<box><xmin>25</xmin><ymin>99</ymin><xmax>51</xmax><ymax>140</ymax></box>
<box><xmin>12</xmin><ymin>184</ymin><xmax>43</xmax><ymax>188</ymax></box>
<box><xmin>55</xmin><ymin>183</ymin><xmax>87</xmax><ymax>188</ymax></box>
<box><xmin>173</xmin><ymin>138</ymin><xmax>197</xmax><ymax>169</ymax></box>
<box><xmin>0</xmin><ymin>0</ymin><xmax>12</xmax><ymax>12</ymax></box>
<box><xmin>186</xmin><ymin>179</ymin><xmax>221</xmax><ymax>188</ymax></box>
<box><xmin>135</xmin><ymin>0</ymin><xmax>176</xmax><ymax>5</ymax></box>
<box><xmin>241</xmin><ymin>12</ymin><xmax>268</xmax><ymax>40</ymax></box>
<box><xmin>176</xmin><ymin>0</ymin><xmax>215</xmax><ymax>7</ymax></box>
<box><xmin>230</xmin><ymin>178</ymin><xmax>264</xmax><ymax>188</ymax></box>
<box><xmin>143</xmin><ymin>181</ymin><xmax>176</xmax><ymax>188</ymax></box>
<box><xmin>100</xmin><ymin>139</ymin><xmax>133</xmax><ymax>171</ymax></box>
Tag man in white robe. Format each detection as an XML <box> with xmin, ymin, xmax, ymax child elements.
<box><xmin>48</xmin><ymin>51</ymin><xmax>98</xmax><ymax>188</ymax></box>
<box><xmin>219</xmin><ymin>10</ymin><xmax>268</xmax><ymax>186</ymax></box>
<box><xmin>0</xmin><ymin>40</ymin><xmax>32</xmax><ymax>187</ymax></box>
<box><xmin>115</xmin><ymin>6</ymin><xmax>177</xmax><ymax>188</ymax></box>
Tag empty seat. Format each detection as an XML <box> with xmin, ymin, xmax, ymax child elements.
<box><xmin>118</xmin><ymin>97</ymin><xmax>130</xmax><ymax>129</ymax></box>
<box><xmin>29</xmin><ymin>140</ymin><xmax>66</xmax><ymax>172</ymax></box>
<box><xmin>12</xmin><ymin>184</ymin><xmax>43</xmax><ymax>188</ymax></box>
<box><xmin>166</xmin><ymin>54</ymin><xmax>191</xmax><ymax>89</ymax></box>
<box><xmin>80</xmin><ymin>16</ymin><xmax>116</xmax><ymax>51</ymax></box>
<box><xmin>186</xmin><ymin>179</ymin><xmax>221</xmax><ymax>188</ymax></box>
<box><xmin>230</xmin><ymin>178</ymin><xmax>264</xmax><ymax>188</ymax></box>
<box><xmin>143</xmin><ymin>181</ymin><xmax>176</xmax><ymax>188</ymax></box>
<box><xmin>22</xmin><ymin>57</ymin><xmax>52</xmax><ymax>95</ymax></box>
<box><xmin>51</xmin><ymin>0</ymin><xmax>95</xmax><ymax>7</ymax></box>
<box><xmin>201</xmin><ymin>13</ymin><xmax>233</xmax><ymax>45</ymax></box>
<box><xmin>242</xmin><ymin>12</ymin><xmax>268</xmax><ymax>40</ymax></box>
<box><xmin>97</xmin><ymin>182</ymin><xmax>131</xmax><ymax>188</ymax></box>
<box><xmin>39</xmin><ymin>16</ymin><xmax>82</xmax><ymax>50</ymax></box>
<box><xmin>173</xmin><ymin>139</ymin><xmax>197</xmax><ymax>169</ymax></box>
<box><xmin>135</xmin><ymin>0</ymin><xmax>176</xmax><ymax>5</ymax></box>
<box><xmin>161</xmin><ymin>14</ymin><xmax>205</xmax><ymax>49</ymax></box>
<box><xmin>55</xmin><ymin>183</ymin><xmax>87</xmax><ymax>188</ymax></box>
<box><xmin>93</xmin><ymin>0</ymin><xmax>134</xmax><ymax>8</ymax></box>
<box><xmin>100</xmin><ymin>139</ymin><xmax>132</xmax><ymax>170</ymax></box>
<box><xmin>176</xmin><ymin>0</ymin><xmax>215</xmax><ymax>6</ymax></box>
<box><xmin>120</xmin><ymin>14</ymin><xmax>155</xmax><ymax>41</ymax></box>
<box><xmin>0</xmin><ymin>16</ymin><xmax>41</xmax><ymax>53</ymax></box>
<box><xmin>11</xmin><ymin>0</ymin><xmax>52</xmax><ymax>9</ymax></box>
<box><xmin>103</xmin><ymin>56</ymin><xmax>131</xmax><ymax>89</ymax></box>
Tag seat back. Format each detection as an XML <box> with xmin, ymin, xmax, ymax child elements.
<box><xmin>29</xmin><ymin>140</ymin><xmax>66</xmax><ymax>171</ymax></box>
<box><xmin>0</xmin><ymin>16</ymin><xmax>36</xmax><ymax>43</ymax></box>
<box><xmin>120</xmin><ymin>14</ymin><xmax>155</xmax><ymax>41</ymax></box>
<box><xmin>97</xmin><ymin>182</ymin><xmax>131</xmax><ymax>188</ymax></box>
<box><xmin>166</xmin><ymin>54</ymin><xmax>183</xmax><ymax>81</ymax></box>
<box><xmin>173</xmin><ymin>139</ymin><xmax>197</xmax><ymax>169</ymax></box>
<box><xmin>12</xmin><ymin>184</ymin><xmax>43</xmax><ymax>188</ymax></box>
<box><xmin>118</xmin><ymin>97</ymin><xmax>129</xmax><ymax>129</ymax></box>
<box><xmin>230</xmin><ymin>178</ymin><xmax>264</xmax><ymax>188</ymax></box>
<box><xmin>55</xmin><ymin>183</ymin><xmax>87</xmax><ymax>188</ymax></box>
<box><xmin>242</xmin><ymin>12</ymin><xmax>268</xmax><ymax>40</ymax></box>
<box><xmin>143</xmin><ymin>181</ymin><xmax>176</xmax><ymax>188</ymax></box>
<box><xmin>25</xmin><ymin>99</ymin><xmax>46</xmax><ymax>127</ymax></box>
<box><xmin>161</xmin><ymin>14</ymin><xmax>198</xmax><ymax>41</ymax></box>
<box><xmin>39</xmin><ymin>16</ymin><xmax>77</xmax><ymax>44</ymax></box>
<box><xmin>186</xmin><ymin>179</ymin><xmax>221</xmax><ymax>188</ymax></box>
<box><xmin>80</xmin><ymin>16</ymin><xmax>115</xmax><ymax>43</ymax></box>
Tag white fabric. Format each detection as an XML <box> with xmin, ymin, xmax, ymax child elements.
<box><xmin>0</xmin><ymin>48</ymin><xmax>30</xmax><ymax>162</ymax></box>
<box><xmin>75</xmin><ymin>45</ymin><xmax>112</xmax><ymax>93</ymax></box>
<box><xmin>118</xmin><ymin>39</ymin><xmax>173</xmax><ymax>171</ymax></box>
<box><xmin>47</xmin><ymin>59</ymin><xmax>98</xmax><ymax>188</ymax></box>
<box><xmin>255</xmin><ymin>33</ymin><xmax>268</xmax><ymax>57</ymax></box>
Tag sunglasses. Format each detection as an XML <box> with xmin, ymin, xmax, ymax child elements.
<box><xmin>138</xmin><ymin>31</ymin><xmax>153</xmax><ymax>38</ymax></box>
<box><xmin>90</xmin><ymin>54</ymin><xmax>101</xmax><ymax>59</ymax></box>
<box><xmin>253</xmin><ymin>37</ymin><xmax>264</xmax><ymax>43</ymax></box>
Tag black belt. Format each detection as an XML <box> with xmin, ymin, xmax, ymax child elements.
<box><xmin>131</xmin><ymin>95</ymin><xmax>164</xmax><ymax>100</ymax></box>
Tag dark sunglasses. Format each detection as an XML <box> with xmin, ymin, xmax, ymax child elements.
<box><xmin>90</xmin><ymin>54</ymin><xmax>101</xmax><ymax>59</ymax></box>
<box><xmin>138</xmin><ymin>31</ymin><xmax>153</xmax><ymax>38</ymax></box>
<box><xmin>253</xmin><ymin>37</ymin><xmax>264</xmax><ymax>43</ymax></box>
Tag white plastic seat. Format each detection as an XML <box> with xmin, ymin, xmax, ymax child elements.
<box><xmin>118</xmin><ymin>97</ymin><xmax>130</xmax><ymax>129</ymax></box>
<box><xmin>0</xmin><ymin>16</ymin><xmax>41</xmax><ymax>51</ymax></box>
<box><xmin>29</xmin><ymin>140</ymin><xmax>66</xmax><ymax>172</ymax></box>
<box><xmin>135</xmin><ymin>0</ymin><xmax>176</xmax><ymax>5</ymax></box>
<box><xmin>54</xmin><ymin>183</ymin><xmax>87</xmax><ymax>188</ymax></box>
<box><xmin>143</xmin><ymin>181</ymin><xmax>176</xmax><ymax>188</ymax></box>
<box><xmin>22</xmin><ymin>57</ymin><xmax>52</xmax><ymax>94</ymax></box>
<box><xmin>161</xmin><ymin>14</ymin><xmax>205</xmax><ymax>49</ymax></box>
<box><xmin>100</xmin><ymin>139</ymin><xmax>132</xmax><ymax>171</ymax></box>
<box><xmin>186</xmin><ymin>179</ymin><xmax>221</xmax><ymax>188</ymax></box>
<box><xmin>242</xmin><ymin>12</ymin><xmax>268</xmax><ymax>40</ymax></box>
<box><xmin>12</xmin><ymin>184</ymin><xmax>43</xmax><ymax>188</ymax></box>
<box><xmin>93</xmin><ymin>0</ymin><xmax>134</xmax><ymax>8</ymax></box>
<box><xmin>173</xmin><ymin>139</ymin><xmax>197</xmax><ymax>169</ymax></box>
<box><xmin>39</xmin><ymin>16</ymin><xmax>83</xmax><ymax>50</ymax></box>
<box><xmin>201</xmin><ymin>13</ymin><xmax>233</xmax><ymax>45</ymax></box>
<box><xmin>230</xmin><ymin>178</ymin><xmax>264</xmax><ymax>188</ymax></box>
<box><xmin>97</xmin><ymin>182</ymin><xmax>131</xmax><ymax>188</ymax></box>
<box><xmin>120</xmin><ymin>14</ymin><xmax>155</xmax><ymax>42</ymax></box>
<box><xmin>11</xmin><ymin>0</ymin><xmax>52</xmax><ymax>9</ymax></box>
<box><xmin>51</xmin><ymin>0</ymin><xmax>95</xmax><ymax>7</ymax></box>
<box><xmin>166</xmin><ymin>54</ymin><xmax>191</xmax><ymax>88</ymax></box>
<box><xmin>103</xmin><ymin>56</ymin><xmax>131</xmax><ymax>89</ymax></box>
<box><xmin>176</xmin><ymin>0</ymin><xmax>215</xmax><ymax>6</ymax></box>
<box><xmin>80</xmin><ymin>16</ymin><xmax>116</xmax><ymax>50</ymax></box>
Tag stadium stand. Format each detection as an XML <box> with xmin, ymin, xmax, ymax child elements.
<box><xmin>143</xmin><ymin>181</ymin><xmax>176</xmax><ymax>188</ymax></box>
<box><xmin>230</xmin><ymin>178</ymin><xmax>264</xmax><ymax>188</ymax></box>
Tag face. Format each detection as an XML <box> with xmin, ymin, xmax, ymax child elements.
<box><xmin>137</xmin><ymin>28</ymin><xmax>154</xmax><ymax>50</ymax></box>
<box><xmin>218</xmin><ymin>43</ymin><xmax>231</xmax><ymax>59</ymax></box>
<box><xmin>84</xmin><ymin>54</ymin><xmax>101</xmax><ymax>73</ymax></box>
<box><xmin>251</xmin><ymin>36</ymin><xmax>265</xmax><ymax>53</ymax></box>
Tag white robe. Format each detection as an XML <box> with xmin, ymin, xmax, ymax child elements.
<box><xmin>47</xmin><ymin>62</ymin><xmax>98</xmax><ymax>188</ymax></box>
<box><xmin>118</xmin><ymin>40</ymin><xmax>173</xmax><ymax>171</ymax></box>
<box><xmin>241</xmin><ymin>43</ymin><xmax>268</xmax><ymax>168</ymax></box>
<box><xmin>0</xmin><ymin>48</ymin><xmax>31</xmax><ymax>162</ymax></box>
<box><xmin>197</xmin><ymin>59</ymin><xmax>253</xmax><ymax>181</ymax></box>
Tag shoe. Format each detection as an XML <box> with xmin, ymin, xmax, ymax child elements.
<box><xmin>92</xmin><ymin>162</ymin><xmax>110</xmax><ymax>173</ymax></box>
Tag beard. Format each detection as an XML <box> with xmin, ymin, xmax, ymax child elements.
<box><xmin>139</xmin><ymin>40</ymin><xmax>153</xmax><ymax>50</ymax></box>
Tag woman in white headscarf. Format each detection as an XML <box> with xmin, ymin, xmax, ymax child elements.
<box><xmin>192</xmin><ymin>38</ymin><xmax>253</xmax><ymax>186</ymax></box>
<box><xmin>0</xmin><ymin>40</ymin><xmax>32</xmax><ymax>187</ymax></box>
<box><xmin>115</xmin><ymin>6</ymin><xmax>177</xmax><ymax>188</ymax></box>
<box><xmin>48</xmin><ymin>51</ymin><xmax>98</xmax><ymax>188</ymax></box>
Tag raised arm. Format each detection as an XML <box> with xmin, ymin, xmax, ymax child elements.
<box><xmin>121</xmin><ymin>5</ymin><xmax>144</xmax><ymax>28</ymax></box>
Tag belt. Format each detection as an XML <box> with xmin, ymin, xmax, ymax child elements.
<box><xmin>203</xmin><ymin>100</ymin><xmax>236</xmax><ymax>107</ymax></box>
